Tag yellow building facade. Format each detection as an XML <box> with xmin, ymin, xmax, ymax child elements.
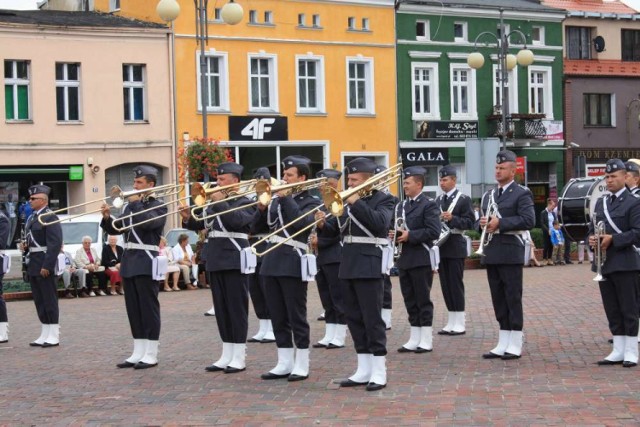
<box><xmin>102</xmin><ymin>0</ymin><xmax>397</xmax><ymax>182</ymax></box>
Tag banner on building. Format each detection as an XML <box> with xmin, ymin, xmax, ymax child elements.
<box><xmin>229</xmin><ymin>116</ymin><xmax>288</xmax><ymax>141</ymax></box>
<box><xmin>415</xmin><ymin>120</ymin><xmax>478</xmax><ymax>140</ymax></box>
<box><xmin>400</xmin><ymin>148</ymin><xmax>449</xmax><ymax>166</ymax></box>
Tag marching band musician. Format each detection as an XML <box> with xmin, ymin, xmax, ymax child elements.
<box><xmin>181</xmin><ymin>162</ymin><xmax>256</xmax><ymax>373</ymax></box>
<box><xmin>478</xmin><ymin>150</ymin><xmax>535</xmax><ymax>361</ymax></box>
<box><xmin>255</xmin><ymin>156</ymin><xmax>321</xmax><ymax>382</ymax></box>
<box><xmin>625</xmin><ymin>160</ymin><xmax>640</xmax><ymax>196</ymax></box>
<box><xmin>589</xmin><ymin>159</ymin><xmax>640</xmax><ymax>367</ymax></box>
<box><xmin>316</xmin><ymin>157</ymin><xmax>395</xmax><ymax>391</ymax></box>
<box><xmin>311</xmin><ymin>169</ymin><xmax>347</xmax><ymax>350</ymax></box>
<box><xmin>435</xmin><ymin>165</ymin><xmax>475</xmax><ymax>336</ymax></box>
<box><xmin>394</xmin><ymin>167</ymin><xmax>441</xmax><ymax>354</ymax></box>
<box><xmin>376</xmin><ymin>164</ymin><xmax>397</xmax><ymax>331</ymax></box>
<box><xmin>101</xmin><ymin>166</ymin><xmax>167</xmax><ymax>369</ymax></box>
<box><xmin>23</xmin><ymin>185</ymin><xmax>63</xmax><ymax>348</ymax></box>
<box><xmin>0</xmin><ymin>208</ymin><xmax>9</xmax><ymax>343</ymax></box>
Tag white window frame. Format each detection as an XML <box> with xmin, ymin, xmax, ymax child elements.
<box><xmin>583</xmin><ymin>93</ymin><xmax>616</xmax><ymax>127</ymax></box>
<box><xmin>298</xmin><ymin>13</ymin><xmax>306</xmax><ymax>26</ymax></box>
<box><xmin>312</xmin><ymin>14</ymin><xmax>321</xmax><ymax>28</ymax></box>
<box><xmin>249</xmin><ymin>10</ymin><xmax>257</xmax><ymax>23</ymax></box>
<box><xmin>264</xmin><ymin>11</ymin><xmax>273</xmax><ymax>24</ymax></box>
<box><xmin>295</xmin><ymin>55</ymin><xmax>326</xmax><ymax>114</ymax></box>
<box><xmin>109</xmin><ymin>0</ymin><xmax>120</xmax><ymax>12</ymax></box>
<box><xmin>449</xmin><ymin>64</ymin><xmax>477</xmax><ymax>120</ymax></box>
<box><xmin>532</xmin><ymin>25</ymin><xmax>545</xmax><ymax>46</ymax></box>
<box><xmin>55</xmin><ymin>62</ymin><xmax>82</xmax><ymax>122</ymax></box>
<box><xmin>497</xmin><ymin>24</ymin><xmax>510</xmax><ymax>40</ymax></box>
<box><xmin>4</xmin><ymin>60</ymin><xmax>31</xmax><ymax>121</ymax></box>
<box><xmin>454</xmin><ymin>21</ymin><xmax>468</xmax><ymax>42</ymax></box>
<box><xmin>213</xmin><ymin>8</ymin><xmax>222</xmax><ymax>21</ymax></box>
<box><xmin>348</xmin><ymin>17</ymin><xmax>355</xmax><ymax>30</ymax></box>
<box><xmin>411</xmin><ymin>62</ymin><xmax>440</xmax><ymax>120</ymax></box>
<box><xmin>416</xmin><ymin>20</ymin><xmax>430</xmax><ymax>41</ymax></box>
<box><xmin>362</xmin><ymin>18</ymin><xmax>370</xmax><ymax>31</ymax></box>
<box><xmin>196</xmin><ymin>51</ymin><xmax>230</xmax><ymax>113</ymax></box>
<box><xmin>346</xmin><ymin>56</ymin><xmax>375</xmax><ymax>116</ymax></box>
<box><xmin>247</xmin><ymin>53</ymin><xmax>279</xmax><ymax>113</ymax></box>
<box><xmin>123</xmin><ymin>64</ymin><xmax>147</xmax><ymax>122</ymax></box>
<box><xmin>492</xmin><ymin>64</ymin><xmax>518</xmax><ymax>115</ymax></box>
<box><xmin>528</xmin><ymin>65</ymin><xmax>553</xmax><ymax>119</ymax></box>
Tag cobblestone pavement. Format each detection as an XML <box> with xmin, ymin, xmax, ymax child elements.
<box><xmin>1</xmin><ymin>264</ymin><xmax>640</xmax><ymax>425</ymax></box>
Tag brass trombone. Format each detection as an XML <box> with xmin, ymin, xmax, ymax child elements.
<box><xmin>251</xmin><ymin>164</ymin><xmax>402</xmax><ymax>257</ymax></box>
<box><xmin>38</xmin><ymin>183</ymin><xmax>183</xmax><ymax>226</ymax></box>
<box><xmin>190</xmin><ymin>179</ymin><xmax>258</xmax><ymax>219</ymax></box>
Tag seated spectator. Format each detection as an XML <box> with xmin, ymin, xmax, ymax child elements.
<box><xmin>57</xmin><ymin>245</ymin><xmax>88</xmax><ymax>298</ymax></box>
<box><xmin>101</xmin><ymin>235</ymin><xmax>124</xmax><ymax>295</ymax></box>
<box><xmin>75</xmin><ymin>235</ymin><xmax>108</xmax><ymax>296</ymax></box>
<box><xmin>159</xmin><ymin>236</ymin><xmax>180</xmax><ymax>291</ymax></box>
<box><xmin>171</xmin><ymin>233</ymin><xmax>197</xmax><ymax>290</ymax></box>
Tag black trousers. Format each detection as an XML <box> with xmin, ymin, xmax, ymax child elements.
<box><xmin>486</xmin><ymin>264</ymin><xmax>523</xmax><ymax>331</ymax></box>
<box><xmin>263</xmin><ymin>276</ymin><xmax>309</xmax><ymax>349</ymax></box>
<box><xmin>0</xmin><ymin>273</ymin><xmax>7</xmax><ymax>323</ymax></box>
<box><xmin>600</xmin><ymin>271</ymin><xmax>639</xmax><ymax>336</ymax></box>
<box><xmin>29</xmin><ymin>273</ymin><xmax>59</xmax><ymax>324</ymax></box>
<box><xmin>315</xmin><ymin>263</ymin><xmax>345</xmax><ymax>324</ymax></box>
<box><xmin>343</xmin><ymin>278</ymin><xmax>387</xmax><ymax>356</ymax></box>
<box><xmin>86</xmin><ymin>270</ymin><xmax>108</xmax><ymax>292</ymax></box>
<box><xmin>210</xmin><ymin>270</ymin><xmax>249</xmax><ymax>343</ymax></box>
<box><xmin>382</xmin><ymin>274</ymin><xmax>392</xmax><ymax>309</ymax></box>
<box><xmin>123</xmin><ymin>275</ymin><xmax>160</xmax><ymax>340</ymax></box>
<box><xmin>248</xmin><ymin>263</ymin><xmax>270</xmax><ymax>319</ymax></box>
<box><xmin>399</xmin><ymin>266</ymin><xmax>434</xmax><ymax>327</ymax></box>
<box><xmin>439</xmin><ymin>258</ymin><xmax>465</xmax><ymax>311</ymax></box>
<box><xmin>542</xmin><ymin>232</ymin><xmax>553</xmax><ymax>259</ymax></box>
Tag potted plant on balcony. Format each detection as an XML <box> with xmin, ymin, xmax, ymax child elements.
<box><xmin>177</xmin><ymin>137</ymin><xmax>235</xmax><ymax>182</ymax></box>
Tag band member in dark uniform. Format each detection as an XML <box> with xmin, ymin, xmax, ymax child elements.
<box><xmin>247</xmin><ymin>167</ymin><xmax>275</xmax><ymax>344</ymax></box>
<box><xmin>625</xmin><ymin>160</ymin><xmax>640</xmax><ymax>196</ymax></box>
<box><xmin>589</xmin><ymin>159</ymin><xmax>640</xmax><ymax>367</ymax></box>
<box><xmin>478</xmin><ymin>150</ymin><xmax>535</xmax><ymax>360</ymax></box>
<box><xmin>101</xmin><ymin>166</ymin><xmax>167</xmax><ymax>369</ymax></box>
<box><xmin>376</xmin><ymin>164</ymin><xmax>397</xmax><ymax>331</ymax></box>
<box><xmin>181</xmin><ymin>162</ymin><xmax>255</xmax><ymax>373</ymax></box>
<box><xmin>317</xmin><ymin>157</ymin><xmax>395</xmax><ymax>391</ymax></box>
<box><xmin>394</xmin><ymin>167</ymin><xmax>441</xmax><ymax>353</ymax></box>
<box><xmin>255</xmin><ymin>156</ymin><xmax>321</xmax><ymax>382</ymax></box>
<box><xmin>435</xmin><ymin>165</ymin><xmax>475</xmax><ymax>335</ymax></box>
<box><xmin>23</xmin><ymin>185</ymin><xmax>63</xmax><ymax>347</ymax></box>
<box><xmin>311</xmin><ymin>169</ymin><xmax>347</xmax><ymax>349</ymax></box>
<box><xmin>0</xmin><ymin>210</ymin><xmax>11</xmax><ymax>343</ymax></box>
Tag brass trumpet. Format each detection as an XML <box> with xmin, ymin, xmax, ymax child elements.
<box><xmin>190</xmin><ymin>179</ymin><xmax>258</xmax><ymax>219</ymax></box>
<box><xmin>592</xmin><ymin>213</ymin><xmax>607</xmax><ymax>282</ymax></box>
<box><xmin>475</xmin><ymin>202</ymin><xmax>499</xmax><ymax>256</ymax></box>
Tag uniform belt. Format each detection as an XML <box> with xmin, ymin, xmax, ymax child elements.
<box><xmin>125</xmin><ymin>242</ymin><xmax>159</xmax><ymax>251</ymax></box>
<box><xmin>493</xmin><ymin>230</ymin><xmax>527</xmax><ymax>236</ymax></box>
<box><xmin>252</xmin><ymin>233</ymin><xmax>268</xmax><ymax>240</ymax></box>
<box><xmin>342</xmin><ymin>236</ymin><xmax>389</xmax><ymax>246</ymax></box>
<box><xmin>450</xmin><ymin>229</ymin><xmax>465</xmax><ymax>235</ymax></box>
<box><xmin>29</xmin><ymin>247</ymin><xmax>47</xmax><ymax>253</ymax></box>
<box><xmin>267</xmin><ymin>236</ymin><xmax>308</xmax><ymax>251</ymax></box>
<box><xmin>208</xmin><ymin>231</ymin><xmax>249</xmax><ymax>240</ymax></box>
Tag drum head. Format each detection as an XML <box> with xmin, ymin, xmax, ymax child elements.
<box><xmin>588</xmin><ymin>177</ymin><xmax>608</xmax><ymax>220</ymax></box>
<box><xmin>558</xmin><ymin>176</ymin><xmax>606</xmax><ymax>242</ymax></box>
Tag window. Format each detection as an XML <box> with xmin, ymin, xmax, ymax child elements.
<box><xmin>298</xmin><ymin>13</ymin><xmax>305</xmax><ymax>26</ymax></box>
<box><xmin>196</xmin><ymin>52</ymin><xmax>229</xmax><ymax>112</ymax></box>
<box><xmin>249</xmin><ymin>10</ymin><xmax>257</xmax><ymax>23</ymax></box>
<box><xmin>296</xmin><ymin>56</ymin><xmax>325</xmax><ymax>114</ymax></box>
<box><xmin>584</xmin><ymin>94</ymin><xmax>614</xmax><ymax>126</ymax></box>
<box><xmin>248</xmin><ymin>54</ymin><xmax>278</xmax><ymax>112</ymax></box>
<box><xmin>213</xmin><ymin>8</ymin><xmax>222</xmax><ymax>21</ymax></box>
<box><xmin>362</xmin><ymin>18</ymin><xmax>369</xmax><ymax>31</ymax></box>
<box><xmin>496</xmin><ymin>24</ymin><xmax>510</xmax><ymax>39</ymax></box>
<box><xmin>411</xmin><ymin>62</ymin><xmax>440</xmax><ymax>120</ymax></box>
<box><xmin>109</xmin><ymin>0</ymin><xmax>120</xmax><ymax>11</ymax></box>
<box><xmin>312</xmin><ymin>14</ymin><xmax>320</xmax><ymax>28</ymax></box>
<box><xmin>566</xmin><ymin>26</ymin><xmax>592</xmax><ymax>59</ymax></box>
<box><xmin>348</xmin><ymin>17</ymin><xmax>355</xmax><ymax>29</ymax></box>
<box><xmin>122</xmin><ymin>64</ymin><xmax>146</xmax><ymax>122</ymax></box>
<box><xmin>346</xmin><ymin>57</ymin><xmax>375</xmax><ymax>115</ymax></box>
<box><xmin>622</xmin><ymin>29</ymin><xmax>640</xmax><ymax>61</ymax></box>
<box><xmin>492</xmin><ymin>65</ymin><xmax>518</xmax><ymax>115</ymax></box>
<box><xmin>532</xmin><ymin>26</ymin><xmax>545</xmax><ymax>46</ymax></box>
<box><xmin>450</xmin><ymin>64</ymin><xmax>476</xmax><ymax>119</ymax></box>
<box><xmin>55</xmin><ymin>63</ymin><xmax>81</xmax><ymax>122</ymax></box>
<box><xmin>416</xmin><ymin>20</ymin><xmax>430</xmax><ymax>41</ymax></box>
<box><xmin>264</xmin><ymin>11</ymin><xmax>273</xmax><ymax>24</ymax></box>
<box><xmin>454</xmin><ymin>22</ymin><xmax>467</xmax><ymax>42</ymax></box>
<box><xmin>528</xmin><ymin>66</ymin><xmax>553</xmax><ymax>118</ymax></box>
<box><xmin>4</xmin><ymin>60</ymin><xmax>30</xmax><ymax>121</ymax></box>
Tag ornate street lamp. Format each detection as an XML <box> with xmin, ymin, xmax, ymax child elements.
<box><xmin>467</xmin><ymin>8</ymin><xmax>534</xmax><ymax>149</ymax></box>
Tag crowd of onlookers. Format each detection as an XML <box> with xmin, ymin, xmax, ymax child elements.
<box><xmin>57</xmin><ymin>232</ymin><xmax>208</xmax><ymax>298</ymax></box>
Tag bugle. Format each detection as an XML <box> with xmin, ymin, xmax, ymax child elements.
<box><xmin>475</xmin><ymin>202</ymin><xmax>499</xmax><ymax>256</ymax></box>
<box><xmin>191</xmin><ymin>179</ymin><xmax>258</xmax><ymax>219</ymax></box>
<box><xmin>592</xmin><ymin>213</ymin><xmax>607</xmax><ymax>281</ymax></box>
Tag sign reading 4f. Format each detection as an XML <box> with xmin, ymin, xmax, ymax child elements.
<box><xmin>229</xmin><ymin>116</ymin><xmax>288</xmax><ymax>141</ymax></box>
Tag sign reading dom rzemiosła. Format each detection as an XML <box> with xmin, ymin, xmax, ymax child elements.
<box><xmin>415</xmin><ymin>120</ymin><xmax>478</xmax><ymax>140</ymax></box>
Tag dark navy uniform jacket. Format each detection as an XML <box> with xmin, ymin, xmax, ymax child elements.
<box><xmin>25</xmin><ymin>207</ymin><xmax>63</xmax><ymax>276</ymax></box>
<box><xmin>315</xmin><ymin>204</ymin><xmax>342</xmax><ymax>266</ymax></box>
<box><xmin>101</xmin><ymin>197</ymin><xmax>167</xmax><ymax>278</ymax></box>
<box><xmin>256</xmin><ymin>190</ymin><xmax>321</xmax><ymax>278</ymax></box>
<box><xmin>0</xmin><ymin>211</ymin><xmax>9</xmax><ymax>251</ymax></box>
<box><xmin>394</xmin><ymin>195</ymin><xmax>441</xmax><ymax>270</ymax></box>
<box><xmin>588</xmin><ymin>190</ymin><xmax>640</xmax><ymax>274</ymax></box>
<box><xmin>476</xmin><ymin>183</ymin><xmax>535</xmax><ymax>265</ymax></box>
<box><xmin>322</xmin><ymin>190</ymin><xmax>395</xmax><ymax>280</ymax></box>
<box><xmin>435</xmin><ymin>190</ymin><xmax>475</xmax><ymax>259</ymax></box>
<box><xmin>183</xmin><ymin>195</ymin><xmax>255</xmax><ymax>272</ymax></box>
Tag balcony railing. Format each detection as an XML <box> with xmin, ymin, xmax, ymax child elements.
<box><xmin>487</xmin><ymin>113</ymin><xmax>547</xmax><ymax>141</ymax></box>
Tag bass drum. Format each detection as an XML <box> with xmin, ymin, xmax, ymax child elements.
<box><xmin>558</xmin><ymin>176</ymin><xmax>607</xmax><ymax>242</ymax></box>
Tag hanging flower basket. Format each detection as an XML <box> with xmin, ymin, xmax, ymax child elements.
<box><xmin>177</xmin><ymin>137</ymin><xmax>235</xmax><ymax>182</ymax></box>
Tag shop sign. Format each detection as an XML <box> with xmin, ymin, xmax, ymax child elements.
<box><xmin>576</xmin><ymin>149</ymin><xmax>640</xmax><ymax>161</ymax></box>
<box><xmin>415</xmin><ymin>120</ymin><xmax>478</xmax><ymax>140</ymax></box>
<box><xmin>229</xmin><ymin>116</ymin><xmax>288</xmax><ymax>141</ymax></box>
<box><xmin>400</xmin><ymin>148</ymin><xmax>449</xmax><ymax>166</ymax></box>
<box><xmin>69</xmin><ymin>165</ymin><xmax>83</xmax><ymax>181</ymax></box>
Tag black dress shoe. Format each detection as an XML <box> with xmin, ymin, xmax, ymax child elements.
<box><xmin>339</xmin><ymin>378</ymin><xmax>368</xmax><ymax>387</ymax></box>
<box><xmin>366</xmin><ymin>382</ymin><xmax>386</xmax><ymax>392</ymax></box>
<box><xmin>437</xmin><ymin>330</ymin><xmax>451</xmax><ymax>335</ymax></box>
<box><xmin>397</xmin><ymin>346</ymin><xmax>416</xmax><ymax>353</ymax></box>
<box><xmin>317</xmin><ymin>315</ymin><xmax>325</xmax><ymax>321</ymax></box>
<box><xmin>312</xmin><ymin>342</ymin><xmax>327</xmax><ymax>348</ymax></box>
<box><xmin>501</xmin><ymin>352</ymin><xmax>521</xmax><ymax>360</ymax></box>
<box><xmin>224</xmin><ymin>366</ymin><xmax>246</xmax><ymax>374</ymax></box>
<box><xmin>448</xmin><ymin>331</ymin><xmax>466</xmax><ymax>336</ymax></box>
<box><xmin>134</xmin><ymin>361</ymin><xmax>158</xmax><ymax>370</ymax></box>
<box><xmin>42</xmin><ymin>342</ymin><xmax>59</xmax><ymax>348</ymax></box>
<box><xmin>482</xmin><ymin>352</ymin><xmax>502</xmax><ymax>359</ymax></box>
<box><xmin>261</xmin><ymin>372</ymin><xmax>291</xmax><ymax>380</ymax></box>
<box><xmin>204</xmin><ymin>312</ymin><xmax>215</xmax><ymax>317</ymax></box>
<box><xmin>247</xmin><ymin>337</ymin><xmax>261</xmax><ymax>343</ymax></box>
<box><xmin>415</xmin><ymin>347</ymin><xmax>432</xmax><ymax>354</ymax></box>
<box><xmin>287</xmin><ymin>374</ymin><xmax>308</xmax><ymax>382</ymax></box>
<box><xmin>623</xmin><ymin>361</ymin><xmax>637</xmax><ymax>368</ymax></box>
<box><xmin>608</xmin><ymin>338</ymin><xmax>613</xmax><ymax>344</ymax></box>
<box><xmin>117</xmin><ymin>361</ymin><xmax>136</xmax><ymax>368</ymax></box>
<box><xmin>29</xmin><ymin>342</ymin><xmax>43</xmax><ymax>347</ymax></box>
<box><xmin>0</xmin><ymin>339</ymin><xmax>7</xmax><ymax>344</ymax></box>
<box><xmin>259</xmin><ymin>338</ymin><xmax>276</xmax><ymax>343</ymax></box>
<box><xmin>205</xmin><ymin>364</ymin><xmax>225</xmax><ymax>372</ymax></box>
<box><xmin>597</xmin><ymin>359</ymin><xmax>623</xmax><ymax>365</ymax></box>
<box><xmin>326</xmin><ymin>343</ymin><xmax>344</xmax><ymax>349</ymax></box>
<box><xmin>565</xmin><ymin>260</ymin><xmax>574</xmax><ymax>264</ymax></box>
